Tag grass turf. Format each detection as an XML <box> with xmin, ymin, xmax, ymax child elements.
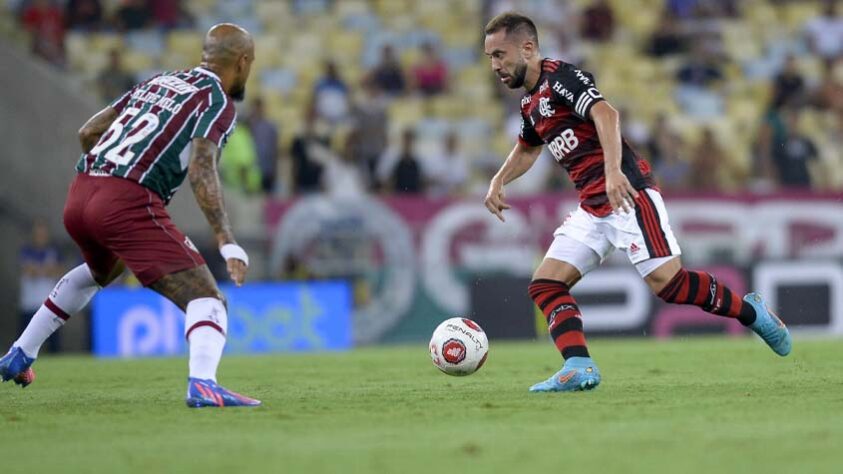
<box><xmin>1</xmin><ymin>337</ymin><xmax>842</xmax><ymax>474</ymax></box>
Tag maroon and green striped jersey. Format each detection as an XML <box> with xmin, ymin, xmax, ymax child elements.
<box><xmin>76</xmin><ymin>67</ymin><xmax>236</xmax><ymax>203</ymax></box>
<box><xmin>518</xmin><ymin>58</ymin><xmax>655</xmax><ymax>217</ymax></box>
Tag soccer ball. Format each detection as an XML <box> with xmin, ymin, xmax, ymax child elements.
<box><xmin>429</xmin><ymin>318</ymin><xmax>489</xmax><ymax>376</ymax></box>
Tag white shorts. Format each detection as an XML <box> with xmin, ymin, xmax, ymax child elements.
<box><xmin>545</xmin><ymin>188</ymin><xmax>681</xmax><ymax>277</ymax></box>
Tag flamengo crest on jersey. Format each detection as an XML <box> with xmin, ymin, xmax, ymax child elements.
<box><xmin>518</xmin><ymin>58</ymin><xmax>655</xmax><ymax>217</ymax></box>
<box><xmin>75</xmin><ymin>67</ymin><xmax>237</xmax><ymax>203</ymax></box>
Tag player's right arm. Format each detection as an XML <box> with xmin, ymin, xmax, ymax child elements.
<box><xmin>79</xmin><ymin>80</ymin><xmax>144</xmax><ymax>153</ymax></box>
<box><xmin>78</xmin><ymin>107</ymin><xmax>118</xmax><ymax>153</ymax></box>
<box><xmin>188</xmin><ymin>137</ymin><xmax>247</xmax><ymax>286</ymax></box>
<box><xmin>484</xmin><ymin>141</ymin><xmax>543</xmax><ymax>222</ymax></box>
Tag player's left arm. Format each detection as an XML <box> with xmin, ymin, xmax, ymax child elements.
<box><xmin>188</xmin><ymin>137</ymin><xmax>247</xmax><ymax>286</ymax></box>
<box><xmin>78</xmin><ymin>107</ymin><xmax>118</xmax><ymax>153</ymax></box>
<box><xmin>590</xmin><ymin>101</ymin><xmax>639</xmax><ymax>213</ymax></box>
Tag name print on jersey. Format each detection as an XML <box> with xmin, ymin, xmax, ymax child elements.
<box><xmin>129</xmin><ymin>75</ymin><xmax>202</xmax><ymax>115</ymax></box>
<box><xmin>131</xmin><ymin>90</ymin><xmax>185</xmax><ymax>115</ymax></box>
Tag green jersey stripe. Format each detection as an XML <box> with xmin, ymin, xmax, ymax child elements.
<box><xmin>192</xmin><ymin>86</ymin><xmax>228</xmax><ymax>138</ymax></box>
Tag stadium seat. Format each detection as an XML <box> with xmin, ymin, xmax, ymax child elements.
<box><xmin>126</xmin><ymin>31</ymin><xmax>164</xmax><ymax>58</ymax></box>
<box><xmin>335</xmin><ymin>0</ymin><xmax>370</xmax><ymax>18</ymax></box>
<box><xmin>261</xmin><ymin>68</ymin><xmax>298</xmax><ymax>95</ymax></box>
<box><xmin>121</xmin><ymin>50</ymin><xmax>155</xmax><ymax>73</ymax></box>
<box><xmin>388</xmin><ymin>98</ymin><xmax>426</xmax><ymax>129</ymax></box>
<box><xmin>328</xmin><ymin>30</ymin><xmax>364</xmax><ymax>60</ymax></box>
<box><xmin>167</xmin><ymin>32</ymin><xmax>202</xmax><ymax>59</ymax></box>
<box><xmin>782</xmin><ymin>2</ymin><xmax>821</xmax><ymax>31</ymax></box>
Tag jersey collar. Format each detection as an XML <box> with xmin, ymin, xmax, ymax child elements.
<box><xmin>194</xmin><ymin>67</ymin><xmax>222</xmax><ymax>83</ymax></box>
<box><xmin>527</xmin><ymin>58</ymin><xmax>549</xmax><ymax>95</ymax></box>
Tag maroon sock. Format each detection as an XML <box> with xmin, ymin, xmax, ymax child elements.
<box><xmin>658</xmin><ymin>269</ymin><xmax>756</xmax><ymax>325</ymax></box>
<box><xmin>528</xmin><ymin>279</ymin><xmax>590</xmax><ymax>359</ymax></box>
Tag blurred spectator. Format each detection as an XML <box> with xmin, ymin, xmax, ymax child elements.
<box><xmin>667</xmin><ymin>0</ymin><xmax>738</xmax><ymax>19</ymax></box>
<box><xmin>771</xmin><ymin>109</ymin><xmax>819</xmax><ymax>189</ymax></box>
<box><xmin>547</xmin><ymin>24</ymin><xmax>584</xmax><ymax>64</ymax></box>
<box><xmin>675</xmin><ymin>43</ymin><xmax>725</xmax><ymax>118</ymax></box>
<box><xmin>695</xmin><ymin>0</ymin><xmax>739</xmax><ymax>18</ymax></box>
<box><xmin>653</xmin><ymin>133</ymin><xmax>691</xmax><ymax>191</ymax></box>
<box><xmin>423</xmin><ymin>131</ymin><xmax>470</xmax><ymax>197</ymax></box>
<box><xmin>312</xmin><ymin>130</ymin><xmax>368</xmax><ymax>199</ymax></box>
<box><xmin>647</xmin><ymin>114</ymin><xmax>673</xmax><ymax>166</ymax></box>
<box><xmin>368</xmin><ymin>45</ymin><xmax>406</xmax><ymax>96</ymax></box>
<box><xmin>804</xmin><ymin>0</ymin><xmax>843</xmax><ymax>61</ymax></box>
<box><xmin>823</xmin><ymin>116</ymin><xmax>843</xmax><ymax>181</ymax></box>
<box><xmin>755</xmin><ymin>103</ymin><xmax>787</xmax><ymax>186</ymax></box>
<box><xmin>65</xmin><ymin>0</ymin><xmax>102</xmax><ymax>31</ymax></box>
<box><xmin>666</xmin><ymin>0</ymin><xmax>699</xmax><ymax>19</ymax></box>
<box><xmin>351</xmin><ymin>82</ymin><xmax>389</xmax><ymax>189</ymax></box>
<box><xmin>411</xmin><ymin>42</ymin><xmax>448</xmax><ymax>96</ymax></box>
<box><xmin>380</xmin><ymin>129</ymin><xmax>423</xmax><ymax>194</ymax></box>
<box><xmin>771</xmin><ymin>55</ymin><xmax>806</xmax><ymax>109</ymax></box>
<box><xmin>114</xmin><ymin>0</ymin><xmax>150</xmax><ymax>31</ymax></box>
<box><xmin>676</xmin><ymin>44</ymin><xmax>723</xmax><ymax>87</ymax></box>
<box><xmin>580</xmin><ymin>0</ymin><xmax>615</xmax><ymax>42</ymax></box>
<box><xmin>97</xmin><ymin>49</ymin><xmax>135</xmax><ymax>104</ymax></box>
<box><xmin>688</xmin><ymin>128</ymin><xmax>731</xmax><ymax>191</ymax></box>
<box><xmin>20</xmin><ymin>0</ymin><xmax>65</xmax><ymax>66</ymax></box>
<box><xmin>247</xmin><ymin>98</ymin><xmax>280</xmax><ymax>194</ymax></box>
<box><xmin>148</xmin><ymin>0</ymin><xmax>192</xmax><ymax>30</ymax></box>
<box><xmin>19</xmin><ymin>219</ymin><xmax>62</xmax><ymax>353</ymax></box>
<box><xmin>312</xmin><ymin>60</ymin><xmax>351</xmax><ymax>125</ymax></box>
<box><xmin>647</xmin><ymin>10</ymin><xmax>688</xmax><ymax>57</ymax></box>
<box><xmin>290</xmin><ymin>109</ymin><xmax>328</xmax><ymax>194</ymax></box>
<box><xmin>619</xmin><ymin>107</ymin><xmax>650</xmax><ymax>151</ymax></box>
<box><xmin>220</xmin><ymin>125</ymin><xmax>261</xmax><ymax>194</ymax></box>
<box><xmin>812</xmin><ymin>59</ymin><xmax>843</xmax><ymax>119</ymax></box>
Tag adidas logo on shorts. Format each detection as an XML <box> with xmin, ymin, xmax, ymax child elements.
<box><xmin>184</xmin><ymin>236</ymin><xmax>198</xmax><ymax>253</ymax></box>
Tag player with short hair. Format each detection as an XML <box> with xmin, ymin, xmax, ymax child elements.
<box><xmin>482</xmin><ymin>12</ymin><xmax>791</xmax><ymax>392</ymax></box>
<box><xmin>1</xmin><ymin>23</ymin><xmax>261</xmax><ymax>407</ymax></box>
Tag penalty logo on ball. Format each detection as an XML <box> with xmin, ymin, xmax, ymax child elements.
<box><xmin>442</xmin><ymin>338</ymin><xmax>467</xmax><ymax>364</ymax></box>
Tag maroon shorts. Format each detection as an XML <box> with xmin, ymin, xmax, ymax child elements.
<box><xmin>63</xmin><ymin>173</ymin><xmax>205</xmax><ymax>286</ymax></box>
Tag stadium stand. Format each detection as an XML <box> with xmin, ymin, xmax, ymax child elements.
<box><xmin>4</xmin><ymin>0</ymin><xmax>841</xmax><ymax>197</ymax></box>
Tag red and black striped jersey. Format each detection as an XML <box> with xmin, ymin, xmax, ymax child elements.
<box><xmin>76</xmin><ymin>67</ymin><xmax>236</xmax><ymax>203</ymax></box>
<box><xmin>518</xmin><ymin>58</ymin><xmax>655</xmax><ymax>216</ymax></box>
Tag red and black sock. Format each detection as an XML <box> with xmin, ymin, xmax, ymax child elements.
<box><xmin>658</xmin><ymin>269</ymin><xmax>756</xmax><ymax>325</ymax></box>
<box><xmin>528</xmin><ymin>279</ymin><xmax>589</xmax><ymax>359</ymax></box>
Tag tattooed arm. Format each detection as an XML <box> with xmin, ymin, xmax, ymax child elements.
<box><xmin>78</xmin><ymin>107</ymin><xmax>118</xmax><ymax>153</ymax></box>
<box><xmin>188</xmin><ymin>137</ymin><xmax>235</xmax><ymax>247</ymax></box>
<box><xmin>188</xmin><ymin>137</ymin><xmax>248</xmax><ymax>285</ymax></box>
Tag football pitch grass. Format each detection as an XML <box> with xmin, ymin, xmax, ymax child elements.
<box><xmin>1</xmin><ymin>337</ymin><xmax>842</xmax><ymax>474</ymax></box>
